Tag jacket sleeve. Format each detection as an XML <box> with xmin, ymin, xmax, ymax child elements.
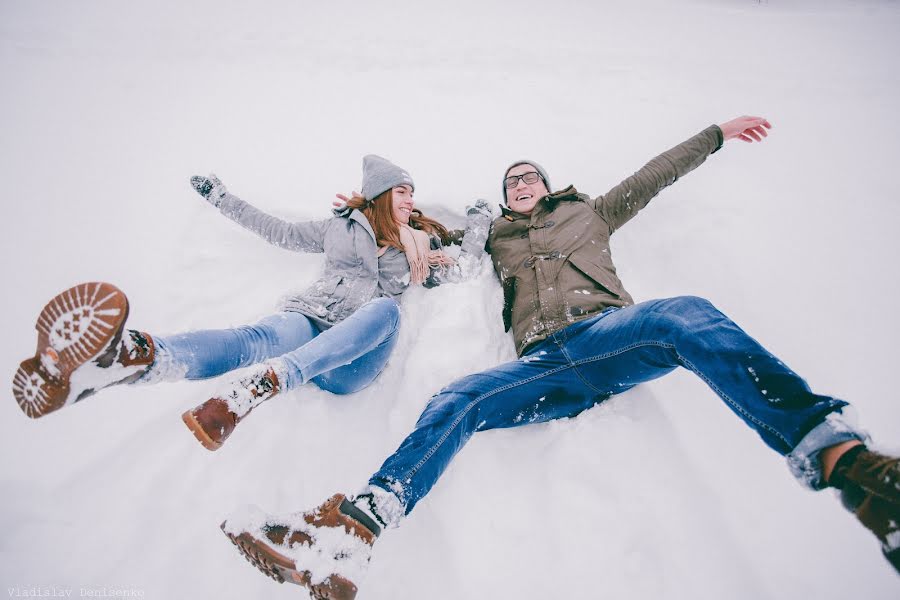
<box><xmin>216</xmin><ymin>192</ymin><xmax>329</xmax><ymax>253</ymax></box>
<box><xmin>425</xmin><ymin>205</ymin><xmax>493</xmax><ymax>287</ymax></box>
<box><xmin>592</xmin><ymin>124</ymin><xmax>723</xmax><ymax>233</ymax></box>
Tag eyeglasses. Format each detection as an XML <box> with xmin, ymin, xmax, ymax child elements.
<box><xmin>503</xmin><ymin>171</ymin><xmax>543</xmax><ymax>189</ymax></box>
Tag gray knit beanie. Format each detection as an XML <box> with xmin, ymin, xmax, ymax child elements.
<box><xmin>361</xmin><ymin>155</ymin><xmax>415</xmax><ymax>201</ymax></box>
<box><xmin>503</xmin><ymin>160</ymin><xmax>551</xmax><ymax>203</ymax></box>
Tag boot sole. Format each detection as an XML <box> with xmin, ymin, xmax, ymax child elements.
<box><xmin>181</xmin><ymin>409</ymin><xmax>223</xmax><ymax>451</ymax></box>
<box><xmin>221</xmin><ymin>525</ymin><xmax>357</xmax><ymax>599</ymax></box>
<box><xmin>12</xmin><ymin>282</ymin><xmax>129</xmax><ymax>418</ymax></box>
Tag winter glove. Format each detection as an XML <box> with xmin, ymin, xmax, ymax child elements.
<box><xmin>467</xmin><ymin>198</ymin><xmax>493</xmax><ymax>219</ymax></box>
<box><xmin>425</xmin><ymin>200</ymin><xmax>492</xmax><ymax>285</ymax></box>
<box><xmin>461</xmin><ymin>199</ymin><xmax>492</xmax><ymax>257</ymax></box>
<box><xmin>438</xmin><ymin>198</ymin><xmax>493</xmax><ymax>281</ymax></box>
<box><xmin>190</xmin><ymin>173</ymin><xmax>228</xmax><ymax>208</ymax></box>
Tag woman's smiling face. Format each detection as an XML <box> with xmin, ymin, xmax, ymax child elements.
<box><xmin>391</xmin><ymin>185</ymin><xmax>415</xmax><ymax>224</ymax></box>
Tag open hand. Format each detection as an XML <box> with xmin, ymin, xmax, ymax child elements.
<box><xmin>334</xmin><ymin>190</ymin><xmax>364</xmax><ymax>208</ymax></box>
<box><xmin>467</xmin><ymin>199</ymin><xmax>493</xmax><ymax>218</ymax></box>
<box><xmin>719</xmin><ymin>115</ymin><xmax>772</xmax><ymax>143</ymax></box>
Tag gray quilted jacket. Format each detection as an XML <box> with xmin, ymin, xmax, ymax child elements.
<box><xmin>216</xmin><ymin>192</ymin><xmax>488</xmax><ymax>330</ymax></box>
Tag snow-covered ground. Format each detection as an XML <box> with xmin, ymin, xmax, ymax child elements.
<box><xmin>2</xmin><ymin>0</ymin><xmax>899</xmax><ymax>598</ymax></box>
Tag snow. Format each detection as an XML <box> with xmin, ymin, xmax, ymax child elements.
<box><xmin>887</xmin><ymin>530</ymin><xmax>900</xmax><ymax>552</ymax></box>
<box><xmin>2</xmin><ymin>0</ymin><xmax>899</xmax><ymax>599</ymax></box>
<box><xmin>221</xmin><ymin>503</ymin><xmax>373</xmax><ymax>586</ymax></box>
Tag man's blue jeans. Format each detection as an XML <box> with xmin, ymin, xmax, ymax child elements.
<box><xmin>147</xmin><ymin>297</ymin><xmax>400</xmax><ymax>394</ymax></box>
<box><xmin>369</xmin><ymin>296</ymin><xmax>865</xmax><ymax>515</ymax></box>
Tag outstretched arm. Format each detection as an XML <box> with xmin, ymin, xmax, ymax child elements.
<box><xmin>593</xmin><ymin>116</ymin><xmax>772</xmax><ymax>233</ymax></box>
<box><xmin>427</xmin><ymin>200</ymin><xmax>493</xmax><ymax>286</ymax></box>
<box><xmin>191</xmin><ymin>174</ymin><xmax>328</xmax><ymax>253</ymax></box>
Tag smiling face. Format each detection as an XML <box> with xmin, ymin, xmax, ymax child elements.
<box><xmin>390</xmin><ymin>184</ymin><xmax>415</xmax><ymax>224</ymax></box>
<box><xmin>505</xmin><ymin>163</ymin><xmax>549</xmax><ymax>215</ymax></box>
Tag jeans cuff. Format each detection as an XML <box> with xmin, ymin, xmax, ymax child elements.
<box><xmin>131</xmin><ymin>336</ymin><xmax>186</xmax><ymax>385</ymax></box>
<box><xmin>786</xmin><ymin>408</ymin><xmax>869</xmax><ymax>490</ymax></box>
<box><xmin>360</xmin><ymin>483</ymin><xmax>405</xmax><ymax>529</ymax></box>
<box><xmin>268</xmin><ymin>357</ymin><xmax>294</xmax><ymax>391</ymax></box>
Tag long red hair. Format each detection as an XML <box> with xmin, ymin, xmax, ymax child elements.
<box><xmin>347</xmin><ymin>189</ymin><xmax>451</xmax><ymax>251</ymax></box>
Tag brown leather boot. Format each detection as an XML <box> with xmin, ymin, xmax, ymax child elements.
<box><xmin>832</xmin><ymin>447</ymin><xmax>900</xmax><ymax>574</ymax></box>
<box><xmin>221</xmin><ymin>493</ymin><xmax>379</xmax><ymax>600</ymax></box>
<box><xmin>181</xmin><ymin>366</ymin><xmax>279</xmax><ymax>451</ymax></box>
<box><xmin>12</xmin><ymin>282</ymin><xmax>155</xmax><ymax>418</ymax></box>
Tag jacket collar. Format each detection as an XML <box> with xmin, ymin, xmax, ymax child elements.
<box><xmin>498</xmin><ymin>204</ymin><xmax>529</xmax><ymax>220</ymax></box>
<box><xmin>547</xmin><ymin>185</ymin><xmax>579</xmax><ymax>202</ymax></box>
<box><xmin>335</xmin><ymin>206</ymin><xmax>378</xmax><ymax>243</ymax></box>
<box><xmin>498</xmin><ymin>185</ymin><xmax>579</xmax><ymax>220</ymax></box>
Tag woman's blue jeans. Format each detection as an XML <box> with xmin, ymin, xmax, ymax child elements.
<box><xmin>369</xmin><ymin>296</ymin><xmax>866</xmax><ymax>514</ymax></box>
<box><xmin>148</xmin><ymin>297</ymin><xmax>400</xmax><ymax>394</ymax></box>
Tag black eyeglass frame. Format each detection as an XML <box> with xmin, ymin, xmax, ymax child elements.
<box><xmin>503</xmin><ymin>171</ymin><xmax>544</xmax><ymax>189</ymax></box>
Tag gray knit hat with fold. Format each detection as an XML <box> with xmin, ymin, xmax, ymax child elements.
<box><xmin>503</xmin><ymin>160</ymin><xmax>551</xmax><ymax>202</ymax></box>
<box><xmin>361</xmin><ymin>154</ymin><xmax>415</xmax><ymax>201</ymax></box>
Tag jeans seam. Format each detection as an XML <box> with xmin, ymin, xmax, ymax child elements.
<box><xmin>676</xmin><ymin>354</ymin><xmax>787</xmax><ymax>446</ymax></box>
<box><xmin>569</xmin><ymin>341</ymin><xmax>789</xmax><ymax>447</ymax></box>
<box><xmin>557</xmin><ymin>307</ymin><xmax>621</xmax><ymax>394</ymax></box>
<box><xmin>401</xmin><ymin>361</ymin><xmax>577</xmax><ymax>484</ymax></box>
<box><xmin>400</xmin><ymin>327</ymin><xmax>793</xmax><ymax>500</ymax></box>
<box><xmin>558</xmin><ymin>343</ymin><xmax>607</xmax><ymax>395</ymax></box>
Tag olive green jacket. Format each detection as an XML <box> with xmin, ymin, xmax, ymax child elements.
<box><xmin>487</xmin><ymin>125</ymin><xmax>724</xmax><ymax>356</ymax></box>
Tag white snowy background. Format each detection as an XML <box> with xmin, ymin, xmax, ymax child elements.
<box><xmin>1</xmin><ymin>0</ymin><xmax>899</xmax><ymax>598</ymax></box>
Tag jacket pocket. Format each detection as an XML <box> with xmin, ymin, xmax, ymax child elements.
<box><xmin>567</xmin><ymin>252</ymin><xmax>621</xmax><ymax>299</ymax></box>
<box><xmin>320</xmin><ymin>275</ymin><xmax>343</xmax><ymax>299</ymax></box>
<box><xmin>304</xmin><ymin>275</ymin><xmax>344</xmax><ymax>316</ymax></box>
<box><xmin>502</xmin><ymin>276</ymin><xmax>517</xmax><ymax>332</ymax></box>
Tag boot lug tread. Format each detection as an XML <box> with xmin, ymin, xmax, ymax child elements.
<box><xmin>12</xmin><ymin>282</ymin><xmax>130</xmax><ymax>418</ymax></box>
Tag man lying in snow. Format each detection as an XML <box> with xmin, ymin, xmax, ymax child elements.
<box><xmin>221</xmin><ymin>116</ymin><xmax>900</xmax><ymax>599</ymax></box>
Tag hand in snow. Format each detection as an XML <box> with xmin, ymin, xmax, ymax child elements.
<box><xmin>190</xmin><ymin>173</ymin><xmax>228</xmax><ymax>207</ymax></box>
<box><xmin>718</xmin><ymin>116</ymin><xmax>772</xmax><ymax>144</ymax></box>
<box><xmin>467</xmin><ymin>198</ymin><xmax>493</xmax><ymax>218</ymax></box>
<box><xmin>453</xmin><ymin>198</ymin><xmax>493</xmax><ymax>280</ymax></box>
<box><xmin>461</xmin><ymin>198</ymin><xmax>492</xmax><ymax>246</ymax></box>
<box><xmin>333</xmin><ymin>191</ymin><xmax>364</xmax><ymax>208</ymax></box>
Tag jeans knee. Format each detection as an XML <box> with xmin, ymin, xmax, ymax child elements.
<box><xmin>650</xmin><ymin>295</ymin><xmax>723</xmax><ymax>338</ymax></box>
<box><xmin>669</xmin><ymin>295</ymin><xmax>716</xmax><ymax>312</ymax></box>
<box><xmin>369</xmin><ymin>297</ymin><xmax>401</xmax><ymax>331</ymax></box>
<box><xmin>421</xmin><ymin>388</ymin><xmax>474</xmax><ymax>423</ymax></box>
<box><xmin>313</xmin><ymin>373</ymin><xmax>370</xmax><ymax>395</ymax></box>
<box><xmin>667</xmin><ymin>295</ymin><xmax>722</xmax><ymax>321</ymax></box>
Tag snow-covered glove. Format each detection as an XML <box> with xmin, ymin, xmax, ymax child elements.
<box><xmin>427</xmin><ymin>200</ymin><xmax>493</xmax><ymax>285</ymax></box>
<box><xmin>467</xmin><ymin>198</ymin><xmax>493</xmax><ymax>219</ymax></box>
<box><xmin>442</xmin><ymin>198</ymin><xmax>492</xmax><ymax>281</ymax></box>
<box><xmin>460</xmin><ymin>199</ymin><xmax>492</xmax><ymax>257</ymax></box>
<box><xmin>190</xmin><ymin>173</ymin><xmax>228</xmax><ymax>208</ymax></box>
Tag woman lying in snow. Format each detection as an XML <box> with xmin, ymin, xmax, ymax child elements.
<box><xmin>12</xmin><ymin>155</ymin><xmax>492</xmax><ymax>450</ymax></box>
